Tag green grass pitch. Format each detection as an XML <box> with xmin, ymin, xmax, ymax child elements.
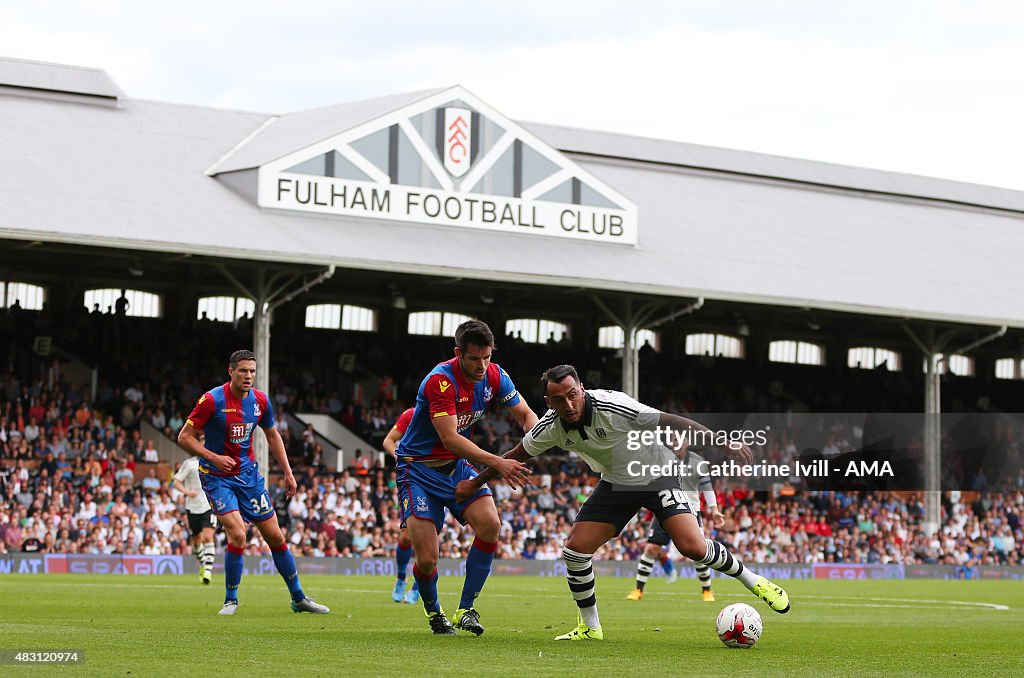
<box><xmin>1</xmin><ymin>573</ymin><xmax>1020</xmax><ymax>676</ymax></box>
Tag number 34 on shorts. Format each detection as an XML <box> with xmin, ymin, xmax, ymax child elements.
<box><xmin>236</xmin><ymin>488</ymin><xmax>274</xmax><ymax>521</ymax></box>
<box><xmin>249</xmin><ymin>493</ymin><xmax>272</xmax><ymax>515</ymax></box>
<box><xmin>201</xmin><ymin>471</ymin><xmax>275</xmax><ymax>522</ymax></box>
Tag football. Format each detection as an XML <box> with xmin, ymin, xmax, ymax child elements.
<box><xmin>716</xmin><ymin>603</ymin><xmax>762</xmax><ymax>649</ymax></box>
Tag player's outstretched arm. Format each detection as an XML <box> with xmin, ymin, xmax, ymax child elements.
<box><xmin>171</xmin><ymin>478</ymin><xmax>196</xmax><ymax>498</ymax></box>
<box><xmin>382</xmin><ymin>425</ymin><xmax>402</xmax><ymax>458</ymax></box>
<box><xmin>454</xmin><ymin>442</ymin><xmax>532</xmax><ymax>503</ymax></box>
<box><xmin>432</xmin><ymin>414</ymin><xmax>529</xmax><ymax>488</ymax></box>
<box><xmin>507</xmin><ymin>399</ymin><xmax>539</xmax><ymax>433</ymax></box>
<box><xmin>657</xmin><ymin>412</ymin><xmax>753</xmax><ymax>464</ymax></box>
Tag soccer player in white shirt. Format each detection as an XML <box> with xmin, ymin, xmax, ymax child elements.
<box><xmin>456</xmin><ymin>365</ymin><xmax>789</xmax><ymax>641</ymax></box>
<box><xmin>172</xmin><ymin>456</ymin><xmax>216</xmax><ymax>584</ymax></box>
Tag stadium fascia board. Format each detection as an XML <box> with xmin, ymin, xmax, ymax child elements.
<box><xmin>3</xmin><ymin>228</ymin><xmax>1021</xmax><ymax>331</ymax></box>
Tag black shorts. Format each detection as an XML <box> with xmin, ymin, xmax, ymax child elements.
<box><xmin>574</xmin><ymin>477</ymin><xmax>694</xmax><ymax>535</ymax></box>
<box><xmin>647</xmin><ymin>511</ymin><xmax>702</xmax><ymax>546</ymax></box>
<box><xmin>187</xmin><ymin>510</ymin><xmax>216</xmax><ymax>536</ymax></box>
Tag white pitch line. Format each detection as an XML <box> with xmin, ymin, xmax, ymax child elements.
<box><xmin>798</xmin><ymin>594</ymin><xmax>1009</xmax><ymax>611</ymax></box>
<box><xmin>9</xmin><ymin>581</ymin><xmax>1011</xmax><ymax>610</ymax></box>
<box><xmin>797</xmin><ymin>602</ymin><xmax>993</xmax><ymax>610</ymax></box>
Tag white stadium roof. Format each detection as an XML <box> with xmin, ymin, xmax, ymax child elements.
<box><xmin>1</xmin><ymin>57</ymin><xmax>1022</xmax><ymax>328</ymax></box>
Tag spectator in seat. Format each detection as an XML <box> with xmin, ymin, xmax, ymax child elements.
<box><xmin>142</xmin><ymin>440</ymin><xmax>159</xmax><ymax>463</ymax></box>
<box><xmin>23</xmin><ymin>417</ymin><xmax>40</xmax><ymax>446</ymax></box>
<box><xmin>340</xmin><ymin>405</ymin><xmax>357</xmax><ymax>430</ymax></box>
<box><xmin>141</xmin><ymin>469</ymin><xmax>161</xmax><ymax>493</ymax></box>
<box><xmin>114</xmin><ymin>459</ymin><xmax>135</xmax><ymax>485</ymax></box>
<box><xmin>353</xmin><ymin>448</ymin><xmax>370</xmax><ymax>476</ymax></box>
<box><xmin>74</xmin><ymin>401</ymin><xmax>91</xmax><ymax>428</ymax></box>
<box><xmin>339</xmin><ymin>469</ymin><xmax>360</xmax><ymax>495</ymax></box>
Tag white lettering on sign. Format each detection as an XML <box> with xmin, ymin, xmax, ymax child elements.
<box><xmin>260</xmin><ymin>174</ymin><xmax>637</xmax><ymax>245</ymax></box>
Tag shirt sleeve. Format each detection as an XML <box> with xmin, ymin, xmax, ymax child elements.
<box><xmin>257</xmin><ymin>392</ymin><xmax>276</xmax><ymax>429</ymax></box>
<box><xmin>395</xmin><ymin>408</ymin><xmax>414</xmax><ymax>434</ymax></box>
<box><xmin>186</xmin><ymin>393</ymin><xmax>215</xmax><ymax>430</ymax></box>
<box><xmin>494</xmin><ymin>366</ymin><xmax>521</xmax><ymax>408</ymax></box>
<box><xmin>424</xmin><ymin>373</ymin><xmax>457</xmax><ymax>419</ymax></box>
<box><xmin>522</xmin><ymin>412</ymin><xmax>558</xmax><ymax>457</ymax></box>
<box><xmin>172</xmin><ymin>461</ymin><xmax>188</xmax><ymax>483</ymax></box>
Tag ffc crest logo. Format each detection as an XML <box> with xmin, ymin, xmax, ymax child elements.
<box><xmin>444</xmin><ymin>107</ymin><xmax>472</xmax><ymax>177</ymax></box>
<box><xmin>596</xmin><ymin>428</ymin><xmax>608</xmax><ymax>440</ymax></box>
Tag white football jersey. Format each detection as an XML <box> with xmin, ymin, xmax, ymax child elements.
<box><xmin>523</xmin><ymin>389</ymin><xmax>673</xmax><ymax>486</ymax></box>
<box><xmin>173</xmin><ymin>456</ymin><xmax>211</xmax><ymax>514</ymax></box>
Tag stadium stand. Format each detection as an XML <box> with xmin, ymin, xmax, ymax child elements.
<box><xmin>2</xmin><ymin>309</ymin><xmax>1021</xmax><ymax>567</ymax></box>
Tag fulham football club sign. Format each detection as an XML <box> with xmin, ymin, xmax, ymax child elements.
<box><xmin>253</xmin><ymin>87</ymin><xmax>638</xmax><ymax>245</ymax></box>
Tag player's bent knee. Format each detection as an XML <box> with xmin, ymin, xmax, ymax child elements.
<box><xmin>564</xmin><ymin>536</ymin><xmax>595</xmax><ymax>555</ymax></box>
<box><xmin>415</xmin><ymin>555</ymin><xmax>438</xmax><ymax>574</ymax></box>
<box><xmin>677</xmin><ymin>536</ymin><xmax>706</xmax><ymax>560</ymax></box>
<box><xmin>474</xmin><ymin>519</ymin><xmax>500</xmax><ymax>542</ymax></box>
<box><xmin>644</xmin><ymin>543</ymin><xmax>663</xmax><ymax>557</ymax></box>
<box><xmin>224</xmin><ymin>527</ymin><xmax>247</xmax><ymax>547</ymax></box>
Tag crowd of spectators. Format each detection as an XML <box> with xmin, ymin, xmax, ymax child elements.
<box><xmin>2</xmin><ymin>305</ymin><xmax>1023</xmax><ymax>570</ymax></box>
<box><xmin>3</xmin><ymin>364</ymin><xmax>1022</xmax><ymax>569</ymax></box>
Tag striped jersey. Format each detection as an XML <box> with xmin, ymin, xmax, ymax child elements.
<box><xmin>185</xmin><ymin>383</ymin><xmax>276</xmax><ymax>476</ymax></box>
<box><xmin>396</xmin><ymin>358</ymin><xmax>520</xmax><ymax>462</ymax></box>
<box><xmin>522</xmin><ymin>389</ymin><xmax>671</xmax><ymax>486</ymax></box>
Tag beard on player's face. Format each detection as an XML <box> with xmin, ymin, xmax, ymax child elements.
<box><xmin>456</xmin><ymin>344</ymin><xmax>491</xmax><ymax>382</ymax></box>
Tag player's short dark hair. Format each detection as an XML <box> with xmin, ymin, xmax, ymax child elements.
<box><xmin>229</xmin><ymin>349</ymin><xmax>256</xmax><ymax>368</ymax></box>
<box><xmin>455</xmin><ymin>320</ymin><xmax>495</xmax><ymax>351</ymax></box>
<box><xmin>541</xmin><ymin>364</ymin><xmax>580</xmax><ymax>391</ymax></box>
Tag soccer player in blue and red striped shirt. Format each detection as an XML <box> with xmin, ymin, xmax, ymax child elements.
<box><xmin>178</xmin><ymin>349</ymin><xmax>329</xmax><ymax>616</ymax></box>
<box><xmin>397</xmin><ymin>320</ymin><xmax>537</xmax><ymax>635</ymax></box>
<box><xmin>383</xmin><ymin>407</ymin><xmax>419</xmax><ymax>604</ymax></box>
